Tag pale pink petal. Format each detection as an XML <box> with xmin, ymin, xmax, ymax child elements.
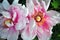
<box><xmin>12</xmin><ymin>4</ymin><xmax>28</xmax><ymax>17</ymax></box>
<box><xmin>29</xmin><ymin>19</ymin><xmax>37</xmax><ymax>39</ymax></box>
<box><xmin>2</xmin><ymin>11</ymin><xmax>11</xmax><ymax>18</ymax></box>
<box><xmin>2</xmin><ymin>0</ymin><xmax>10</xmax><ymax>10</ymax></box>
<box><xmin>37</xmin><ymin>27</ymin><xmax>51</xmax><ymax>40</ymax></box>
<box><xmin>0</xmin><ymin>28</ymin><xmax>9</xmax><ymax>39</ymax></box>
<box><xmin>38</xmin><ymin>0</ymin><xmax>46</xmax><ymax>10</ymax></box>
<box><xmin>7</xmin><ymin>29</ymin><xmax>19</xmax><ymax>40</ymax></box>
<box><xmin>0</xmin><ymin>3</ymin><xmax>4</xmax><ymax>11</ymax></box>
<box><xmin>8</xmin><ymin>5</ymin><xmax>28</xmax><ymax>30</ymax></box>
<box><xmin>47</xmin><ymin>18</ymin><xmax>58</xmax><ymax>26</ymax></box>
<box><xmin>12</xmin><ymin>0</ymin><xmax>19</xmax><ymax>5</ymax></box>
<box><xmin>0</xmin><ymin>16</ymin><xmax>4</xmax><ymax>26</ymax></box>
<box><xmin>32</xmin><ymin>0</ymin><xmax>40</xmax><ymax>6</ymax></box>
<box><xmin>0</xmin><ymin>16</ymin><xmax>5</xmax><ymax>28</ymax></box>
<box><xmin>43</xmin><ymin>0</ymin><xmax>51</xmax><ymax>10</ymax></box>
<box><xmin>47</xmin><ymin>10</ymin><xmax>60</xmax><ymax>23</ymax></box>
<box><xmin>38</xmin><ymin>0</ymin><xmax>51</xmax><ymax>10</ymax></box>
<box><xmin>12</xmin><ymin>12</ymin><xmax>17</xmax><ymax>21</ymax></box>
<box><xmin>38</xmin><ymin>32</ymin><xmax>51</xmax><ymax>40</ymax></box>
<box><xmin>19</xmin><ymin>5</ymin><xmax>28</xmax><ymax>17</ymax></box>
<box><xmin>29</xmin><ymin>19</ymin><xmax>36</xmax><ymax>30</ymax></box>
<box><xmin>26</xmin><ymin>0</ymin><xmax>34</xmax><ymax>14</ymax></box>
<box><xmin>21</xmin><ymin>26</ymin><xmax>32</xmax><ymax>40</ymax></box>
<box><xmin>15</xmin><ymin>17</ymin><xmax>27</xmax><ymax>30</ymax></box>
<box><xmin>45</xmin><ymin>17</ymin><xmax>57</xmax><ymax>34</ymax></box>
<box><xmin>21</xmin><ymin>19</ymin><xmax>37</xmax><ymax>40</ymax></box>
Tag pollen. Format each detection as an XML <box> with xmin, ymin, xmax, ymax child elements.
<box><xmin>36</xmin><ymin>16</ymin><xmax>41</xmax><ymax>22</ymax></box>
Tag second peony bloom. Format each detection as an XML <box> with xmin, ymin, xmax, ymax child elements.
<box><xmin>21</xmin><ymin>0</ymin><xmax>60</xmax><ymax>40</ymax></box>
<box><xmin>0</xmin><ymin>0</ymin><xmax>28</xmax><ymax>40</ymax></box>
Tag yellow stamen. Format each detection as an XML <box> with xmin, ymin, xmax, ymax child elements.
<box><xmin>3</xmin><ymin>19</ymin><xmax>12</xmax><ymax>28</ymax></box>
<box><xmin>36</xmin><ymin>16</ymin><xmax>41</xmax><ymax>22</ymax></box>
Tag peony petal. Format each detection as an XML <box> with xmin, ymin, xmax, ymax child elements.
<box><xmin>26</xmin><ymin>0</ymin><xmax>34</xmax><ymax>14</ymax></box>
<box><xmin>38</xmin><ymin>33</ymin><xmax>51</xmax><ymax>40</ymax></box>
<box><xmin>0</xmin><ymin>16</ymin><xmax>4</xmax><ymax>26</ymax></box>
<box><xmin>0</xmin><ymin>16</ymin><xmax>6</xmax><ymax>29</ymax></box>
<box><xmin>12</xmin><ymin>12</ymin><xmax>17</xmax><ymax>21</ymax></box>
<box><xmin>21</xmin><ymin>19</ymin><xmax>37</xmax><ymax>40</ymax></box>
<box><xmin>19</xmin><ymin>5</ymin><xmax>28</xmax><ymax>17</ymax></box>
<box><xmin>0</xmin><ymin>28</ymin><xmax>9</xmax><ymax>39</ymax></box>
<box><xmin>15</xmin><ymin>17</ymin><xmax>27</xmax><ymax>30</ymax></box>
<box><xmin>29</xmin><ymin>19</ymin><xmax>37</xmax><ymax>39</ymax></box>
<box><xmin>43</xmin><ymin>0</ymin><xmax>51</xmax><ymax>10</ymax></box>
<box><xmin>47</xmin><ymin>10</ymin><xmax>60</xmax><ymax>23</ymax></box>
<box><xmin>0</xmin><ymin>3</ymin><xmax>4</xmax><ymax>11</ymax></box>
<box><xmin>29</xmin><ymin>19</ymin><xmax>36</xmax><ymax>31</ymax></box>
<box><xmin>2</xmin><ymin>11</ymin><xmax>11</xmax><ymax>18</ymax></box>
<box><xmin>7</xmin><ymin>29</ymin><xmax>19</xmax><ymax>40</ymax></box>
<box><xmin>46</xmin><ymin>17</ymin><xmax>58</xmax><ymax>35</ymax></box>
<box><xmin>21</xmin><ymin>26</ymin><xmax>32</xmax><ymax>40</ymax></box>
<box><xmin>22</xmin><ymin>5</ymin><xmax>28</xmax><ymax>17</ymax></box>
<box><xmin>12</xmin><ymin>0</ymin><xmax>19</xmax><ymax>5</ymax></box>
<box><xmin>2</xmin><ymin>0</ymin><xmax>10</xmax><ymax>10</ymax></box>
<box><xmin>14</xmin><ymin>4</ymin><xmax>28</xmax><ymax>17</ymax></box>
<box><xmin>38</xmin><ymin>0</ymin><xmax>51</xmax><ymax>10</ymax></box>
<box><xmin>37</xmin><ymin>27</ymin><xmax>51</xmax><ymax>40</ymax></box>
<box><xmin>21</xmin><ymin>26</ymin><xmax>35</xmax><ymax>40</ymax></box>
<box><xmin>32</xmin><ymin>0</ymin><xmax>40</xmax><ymax>6</ymax></box>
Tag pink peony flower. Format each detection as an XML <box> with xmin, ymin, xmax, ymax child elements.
<box><xmin>0</xmin><ymin>0</ymin><xmax>28</xmax><ymax>40</ymax></box>
<box><xmin>21</xmin><ymin>0</ymin><xmax>60</xmax><ymax>40</ymax></box>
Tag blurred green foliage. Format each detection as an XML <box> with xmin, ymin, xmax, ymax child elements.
<box><xmin>49</xmin><ymin>0</ymin><xmax>60</xmax><ymax>12</ymax></box>
<box><xmin>33</xmin><ymin>36</ymin><xmax>38</xmax><ymax>40</ymax></box>
<box><xmin>18</xmin><ymin>0</ymin><xmax>26</xmax><ymax>5</ymax></box>
<box><xmin>51</xmin><ymin>0</ymin><xmax>60</xmax><ymax>9</ymax></box>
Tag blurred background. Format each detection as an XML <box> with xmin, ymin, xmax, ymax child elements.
<box><xmin>0</xmin><ymin>0</ymin><xmax>60</xmax><ymax>40</ymax></box>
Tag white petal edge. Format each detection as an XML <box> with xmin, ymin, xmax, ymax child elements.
<box><xmin>43</xmin><ymin>0</ymin><xmax>51</xmax><ymax>10</ymax></box>
<box><xmin>12</xmin><ymin>12</ymin><xmax>17</xmax><ymax>21</ymax></box>
<box><xmin>0</xmin><ymin>29</ymin><xmax>9</xmax><ymax>39</ymax></box>
<box><xmin>26</xmin><ymin>0</ymin><xmax>34</xmax><ymax>14</ymax></box>
<box><xmin>12</xmin><ymin>0</ymin><xmax>19</xmax><ymax>5</ymax></box>
<box><xmin>2</xmin><ymin>11</ymin><xmax>11</xmax><ymax>18</ymax></box>
<box><xmin>29</xmin><ymin>19</ymin><xmax>36</xmax><ymax>31</ymax></box>
<box><xmin>36</xmin><ymin>0</ymin><xmax>46</xmax><ymax>11</ymax></box>
<box><xmin>21</xmin><ymin>5</ymin><xmax>28</xmax><ymax>17</ymax></box>
<box><xmin>37</xmin><ymin>28</ymin><xmax>51</xmax><ymax>40</ymax></box>
<box><xmin>32</xmin><ymin>0</ymin><xmax>40</xmax><ymax>6</ymax></box>
<box><xmin>21</xmin><ymin>19</ymin><xmax>37</xmax><ymax>40</ymax></box>
<box><xmin>47</xmin><ymin>10</ymin><xmax>60</xmax><ymax>23</ymax></box>
<box><xmin>15</xmin><ymin>17</ymin><xmax>27</xmax><ymax>30</ymax></box>
<box><xmin>21</xmin><ymin>26</ymin><xmax>32</xmax><ymax>40</ymax></box>
<box><xmin>2</xmin><ymin>0</ymin><xmax>10</xmax><ymax>10</ymax></box>
<box><xmin>29</xmin><ymin>19</ymin><xmax>37</xmax><ymax>39</ymax></box>
<box><xmin>7</xmin><ymin>30</ymin><xmax>19</xmax><ymax>40</ymax></box>
<box><xmin>38</xmin><ymin>32</ymin><xmax>51</xmax><ymax>40</ymax></box>
<box><xmin>16</xmin><ymin>4</ymin><xmax>28</xmax><ymax>17</ymax></box>
<box><xmin>0</xmin><ymin>3</ymin><xmax>4</xmax><ymax>11</ymax></box>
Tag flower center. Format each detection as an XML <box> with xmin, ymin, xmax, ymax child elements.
<box><xmin>3</xmin><ymin>19</ymin><xmax>13</xmax><ymax>28</ymax></box>
<box><xmin>35</xmin><ymin>16</ymin><xmax>41</xmax><ymax>22</ymax></box>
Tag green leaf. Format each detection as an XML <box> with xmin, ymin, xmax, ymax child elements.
<box><xmin>33</xmin><ymin>36</ymin><xmax>38</xmax><ymax>40</ymax></box>
<box><xmin>51</xmin><ymin>0</ymin><xmax>60</xmax><ymax>9</ymax></box>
